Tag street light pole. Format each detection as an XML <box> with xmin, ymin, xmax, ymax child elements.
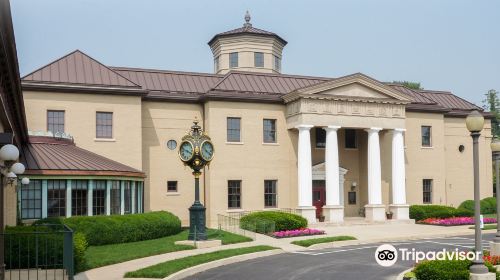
<box><xmin>490</xmin><ymin>138</ymin><xmax>500</xmax><ymax>255</ymax></box>
<box><xmin>466</xmin><ymin>110</ymin><xmax>489</xmax><ymax>275</ymax></box>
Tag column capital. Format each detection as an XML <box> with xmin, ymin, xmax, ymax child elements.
<box><xmin>365</xmin><ymin>127</ymin><xmax>383</xmax><ymax>133</ymax></box>
<box><xmin>324</xmin><ymin>125</ymin><xmax>341</xmax><ymax>131</ymax></box>
<box><xmin>295</xmin><ymin>124</ymin><xmax>314</xmax><ymax>130</ymax></box>
<box><xmin>393</xmin><ymin>128</ymin><xmax>406</xmax><ymax>133</ymax></box>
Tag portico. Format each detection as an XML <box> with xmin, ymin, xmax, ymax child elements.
<box><xmin>283</xmin><ymin>73</ymin><xmax>412</xmax><ymax>224</ymax></box>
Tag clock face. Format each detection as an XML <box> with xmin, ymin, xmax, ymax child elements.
<box><xmin>179</xmin><ymin>141</ymin><xmax>194</xmax><ymax>162</ymax></box>
<box><xmin>201</xmin><ymin>141</ymin><xmax>214</xmax><ymax>161</ymax></box>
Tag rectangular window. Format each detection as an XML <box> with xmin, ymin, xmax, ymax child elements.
<box><xmin>229</xmin><ymin>52</ymin><xmax>238</xmax><ymax>68</ymax></box>
<box><xmin>345</xmin><ymin>129</ymin><xmax>357</xmax><ymax>149</ymax></box>
<box><xmin>263</xmin><ymin>119</ymin><xmax>277</xmax><ymax>143</ymax></box>
<box><xmin>47</xmin><ymin>110</ymin><xmax>65</xmax><ymax>134</ymax></box>
<box><xmin>110</xmin><ymin>181</ymin><xmax>121</xmax><ymax>215</ymax></box>
<box><xmin>264</xmin><ymin>180</ymin><xmax>277</xmax><ymax>208</ymax></box>
<box><xmin>167</xmin><ymin>181</ymin><xmax>178</xmax><ymax>192</ymax></box>
<box><xmin>315</xmin><ymin>127</ymin><xmax>326</xmax><ymax>148</ymax></box>
<box><xmin>227</xmin><ymin>117</ymin><xmax>241</xmax><ymax>142</ymax></box>
<box><xmin>274</xmin><ymin>55</ymin><xmax>281</xmax><ymax>71</ymax></box>
<box><xmin>214</xmin><ymin>56</ymin><xmax>219</xmax><ymax>72</ymax></box>
<box><xmin>20</xmin><ymin>180</ymin><xmax>42</xmax><ymax>219</ymax></box>
<box><xmin>348</xmin><ymin>191</ymin><xmax>357</xmax><ymax>205</ymax></box>
<box><xmin>93</xmin><ymin>180</ymin><xmax>106</xmax><ymax>216</ymax></box>
<box><xmin>254</xmin><ymin>52</ymin><xmax>264</xmax><ymax>67</ymax></box>
<box><xmin>124</xmin><ymin>181</ymin><xmax>132</xmax><ymax>214</ymax></box>
<box><xmin>423</xmin><ymin>179</ymin><xmax>433</xmax><ymax>204</ymax></box>
<box><xmin>421</xmin><ymin>126</ymin><xmax>432</xmax><ymax>147</ymax></box>
<box><xmin>96</xmin><ymin>112</ymin><xmax>113</xmax><ymax>139</ymax></box>
<box><xmin>228</xmin><ymin>180</ymin><xmax>241</xmax><ymax>209</ymax></box>
<box><xmin>72</xmin><ymin>180</ymin><xmax>88</xmax><ymax>216</ymax></box>
<box><xmin>47</xmin><ymin>180</ymin><xmax>66</xmax><ymax>217</ymax></box>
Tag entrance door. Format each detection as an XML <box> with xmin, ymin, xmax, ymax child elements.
<box><xmin>312</xmin><ymin>180</ymin><xmax>326</xmax><ymax>219</ymax></box>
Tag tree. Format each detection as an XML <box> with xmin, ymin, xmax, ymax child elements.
<box><xmin>483</xmin><ymin>89</ymin><xmax>500</xmax><ymax>138</ymax></box>
<box><xmin>392</xmin><ymin>81</ymin><xmax>423</xmax><ymax>90</ymax></box>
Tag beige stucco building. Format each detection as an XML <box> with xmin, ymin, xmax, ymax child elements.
<box><xmin>17</xmin><ymin>14</ymin><xmax>493</xmax><ymax>226</ymax></box>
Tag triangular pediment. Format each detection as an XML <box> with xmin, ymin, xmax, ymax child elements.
<box><xmin>284</xmin><ymin>73</ymin><xmax>412</xmax><ymax>103</ymax></box>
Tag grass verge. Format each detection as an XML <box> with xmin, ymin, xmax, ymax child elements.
<box><xmin>291</xmin><ymin>236</ymin><xmax>356</xmax><ymax>247</ymax></box>
<box><xmin>124</xmin><ymin>245</ymin><xmax>277</xmax><ymax>278</ymax></box>
<box><xmin>84</xmin><ymin>229</ymin><xmax>252</xmax><ymax>270</ymax></box>
<box><xmin>469</xmin><ymin>224</ymin><xmax>497</xmax><ymax>230</ymax></box>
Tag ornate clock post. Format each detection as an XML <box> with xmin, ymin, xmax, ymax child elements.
<box><xmin>179</xmin><ymin>119</ymin><xmax>214</xmax><ymax>240</ymax></box>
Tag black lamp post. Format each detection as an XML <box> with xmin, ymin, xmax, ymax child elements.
<box><xmin>178</xmin><ymin>120</ymin><xmax>214</xmax><ymax>241</ymax></box>
<box><xmin>466</xmin><ymin>110</ymin><xmax>488</xmax><ymax>275</ymax></box>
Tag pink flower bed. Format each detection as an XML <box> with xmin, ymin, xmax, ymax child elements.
<box><xmin>419</xmin><ymin>216</ymin><xmax>497</xmax><ymax>226</ymax></box>
<box><xmin>272</xmin><ymin>228</ymin><xmax>325</xmax><ymax>238</ymax></box>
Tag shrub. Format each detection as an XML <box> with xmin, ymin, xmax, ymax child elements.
<box><xmin>414</xmin><ymin>259</ymin><xmax>471</xmax><ymax>280</ymax></box>
<box><xmin>36</xmin><ymin>211</ymin><xmax>182</xmax><ymax>246</ymax></box>
<box><xmin>4</xmin><ymin>224</ymin><xmax>88</xmax><ymax>273</ymax></box>
<box><xmin>240</xmin><ymin>211</ymin><xmax>307</xmax><ymax>233</ymax></box>
<box><xmin>481</xmin><ymin>197</ymin><xmax>497</xmax><ymax>214</ymax></box>
<box><xmin>458</xmin><ymin>200</ymin><xmax>474</xmax><ymax>212</ymax></box>
<box><xmin>73</xmin><ymin>232</ymin><xmax>88</xmax><ymax>272</ymax></box>
<box><xmin>410</xmin><ymin>205</ymin><xmax>473</xmax><ymax>221</ymax></box>
<box><xmin>459</xmin><ymin>198</ymin><xmax>497</xmax><ymax>215</ymax></box>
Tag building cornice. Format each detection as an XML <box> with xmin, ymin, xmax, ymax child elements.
<box><xmin>22</xmin><ymin>81</ymin><xmax>148</xmax><ymax>96</ymax></box>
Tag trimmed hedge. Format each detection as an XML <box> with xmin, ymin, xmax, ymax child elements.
<box><xmin>458</xmin><ymin>197</ymin><xmax>497</xmax><ymax>214</ymax></box>
<box><xmin>414</xmin><ymin>259</ymin><xmax>498</xmax><ymax>280</ymax></box>
<box><xmin>414</xmin><ymin>259</ymin><xmax>471</xmax><ymax>280</ymax></box>
<box><xmin>36</xmin><ymin>211</ymin><xmax>182</xmax><ymax>246</ymax></box>
<box><xmin>410</xmin><ymin>205</ymin><xmax>473</xmax><ymax>221</ymax></box>
<box><xmin>4</xmin><ymin>225</ymin><xmax>88</xmax><ymax>273</ymax></box>
<box><xmin>240</xmin><ymin>211</ymin><xmax>307</xmax><ymax>233</ymax></box>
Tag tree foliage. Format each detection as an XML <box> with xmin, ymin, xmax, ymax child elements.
<box><xmin>392</xmin><ymin>80</ymin><xmax>423</xmax><ymax>90</ymax></box>
<box><xmin>483</xmin><ymin>89</ymin><xmax>500</xmax><ymax>137</ymax></box>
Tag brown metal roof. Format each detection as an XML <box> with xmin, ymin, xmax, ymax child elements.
<box><xmin>23</xmin><ymin>50</ymin><xmax>142</xmax><ymax>89</ymax></box>
<box><xmin>417</xmin><ymin>90</ymin><xmax>481</xmax><ymax>111</ymax></box>
<box><xmin>208</xmin><ymin>25</ymin><xmax>287</xmax><ymax>46</ymax></box>
<box><xmin>22</xmin><ymin>136</ymin><xmax>145</xmax><ymax>177</ymax></box>
<box><xmin>210</xmin><ymin>71</ymin><xmax>330</xmax><ymax>95</ymax></box>
<box><xmin>112</xmin><ymin>67</ymin><xmax>222</xmax><ymax>94</ymax></box>
<box><xmin>22</xmin><ymin>50</ymin><xmax>483</xmax><ymax>113</ymax></box>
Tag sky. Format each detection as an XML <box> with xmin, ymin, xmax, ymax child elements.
<box><xmin>10</xmin><ymin>0</ymin><xmax>500</xmax><ymax>107</ymax></box>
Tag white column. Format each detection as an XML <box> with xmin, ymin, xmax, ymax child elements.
<box><xmin>295</xmin><ymin>124</ymin><xmax>316</xmax><ymax>223</ymax></box>
<box><xmin>42</xmin><ymin>180</ymin><xmax>48</xmax><ymax>219</ymax></box>
<box><xmin>364</xmin><ymin>128</ymin><xmax>385</xmax><ymax>221</ymax></box>
<box><xmin>66</xmin><ymin>180</ymin><xmax>72</xmax><ymax>218</ymax></box>
<box><xmin>390</xmin><ymin>128</ymin><xmax>410</xmax><ymax>220</ymax></box>
<box><xmin>120</xmin><ymin>181</ymin><xmax>125</xmax><ymax>215</ymax></box>
<box><xmin>325</xmin><ymin>126</ymin><xmax>341</xmax><ymax>206</ymax></box>
<box><xmin>88</xmin><ymin>180</ymin><xmax>94</xmax><ymax>216</ymax></box>
<box><xmin>106</xmin><ymin>180</ymin><xmax>111</xmax><ymax>216</ymax></box>
<box><xmin>131</xmin><ymin>181</ymin><xmax>136</xmax><ymax>214</ymax></box>
<box><xmin>323</xmin><ymin>126</ymin><xmax>344</xmax><ymax>223</ymax></box>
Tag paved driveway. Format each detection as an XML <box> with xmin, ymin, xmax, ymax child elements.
<box><xmin>186</xmin><ymin>233</ymin><xmax>495</xmax><ymax>280</ymax></box>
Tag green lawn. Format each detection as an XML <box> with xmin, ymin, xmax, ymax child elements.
<box><xmin>84</xmin><ymin>229</ymin><xmax>252</xmax><ymax>270</ymax></box>
<box><xmin>124</xmin><ymin>245</ymin><xmax>277</xmax><ymax>278</ymax></box>
<box><xmin>469</xmin><ymin>224</ymin><xmax>497</xmax><ymax>230</ymax></box>
<box><xmin>291</xmin><ymin>236</ymin><xmax>356</xmax><ymax>247</ymax></box>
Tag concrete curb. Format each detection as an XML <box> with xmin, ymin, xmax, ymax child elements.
<box><xmin>395</xmin><ymin>267</ymin><xmax>414</xmax><ymax>280</ymax></box>
<box><xmin>306</xmin><ymin>229</ymin><xmax>477</xmax><ymax>250</ymax></box>
<box><xmin>159</xmin><ymin>249</ymin><xmax>284</xmax><ymax>280</ymax></box>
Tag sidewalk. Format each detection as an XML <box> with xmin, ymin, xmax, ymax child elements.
<box><xmin>75</xmin><ymin>223</ymin><xmax>483</xmax><ymax>280</ymax></box>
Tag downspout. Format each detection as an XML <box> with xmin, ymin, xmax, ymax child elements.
<box><xmin>202</xmin><ymin>102</ymin><xmax>207</xmax><ymax>207</ymax></box>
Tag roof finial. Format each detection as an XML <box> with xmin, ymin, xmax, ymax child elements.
<box><xmin>244</xmin><ymin>11</ymin><xmax>252</xmax><ymax>28</ymax></box>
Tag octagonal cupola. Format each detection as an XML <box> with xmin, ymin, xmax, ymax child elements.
<box><xmin>208</xmin><ymin>11</ymin><xmax>287</xmax><ymax>74</ymax></box>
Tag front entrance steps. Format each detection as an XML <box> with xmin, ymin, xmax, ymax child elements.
<box><xmin>315</xmin><ymin>217</ymin><xmax>415</xmax><ymax>226</ymax></box>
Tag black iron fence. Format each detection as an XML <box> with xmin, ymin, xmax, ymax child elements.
<box><xmin>2</xmin><ymin>224</ymin><xmax>74</xmax><ymax>280</ymax></box>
